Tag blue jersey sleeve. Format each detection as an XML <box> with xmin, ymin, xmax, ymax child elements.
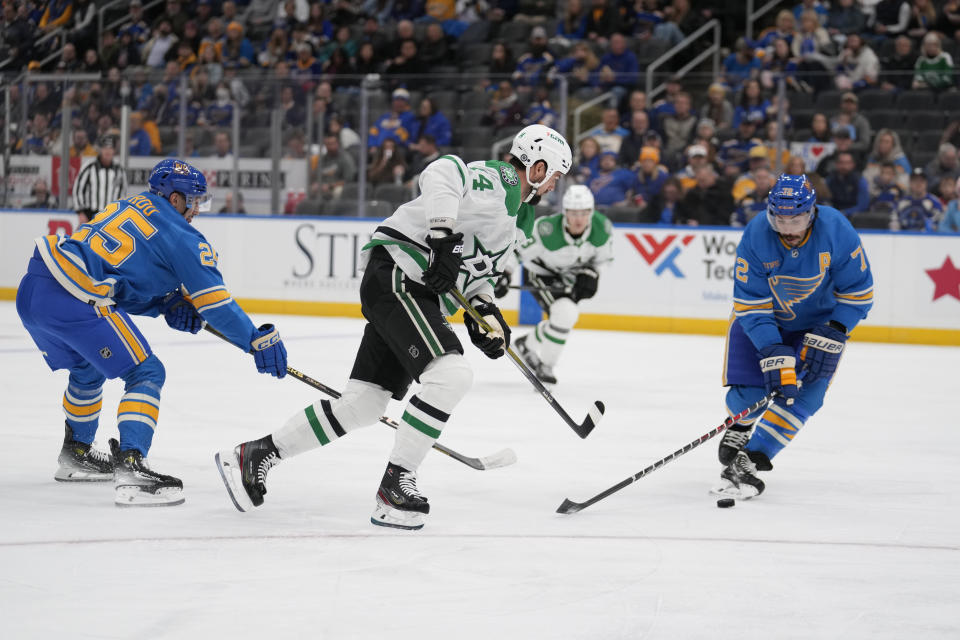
<box><xmin>732</xmin><ymin>234</ymin><xmax>782</xmax><ymax>350</ymax></box>
<box><xmin>827</xmin><ymin>222</ymin><xmax>874</xmax><ymax>331</ymax></box>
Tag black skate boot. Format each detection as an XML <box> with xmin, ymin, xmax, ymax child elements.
<box><xmin>55</xmin><ymin>423</ymin><xmax>113</xmax><ymax>482</ymax></box>
<box><xmin>371</xmin><ymin>462</ymin><xmax>430</xmax><ymax>530</ymax></box>
<box><xmin>215</xmin><ymin>435</ymin><xmax>280</xmax><ymax>512</ymax></box>
<box><xmin>718</xmin><ymin>423</ymin><xmax>752</xmax><ymax>466</ymax></box>
<box><xmin>109</xmin><ymin>439</ymin><xmax>184</xmax><ymax>507</ymax></box>
<box><xmin>714</xmin><ymin>450</ymin><xmax>766</xmax><ymax>499</ymax></box>
<box><xmin>515</xmin><ymin>335</ymin><xmax>557</xmax><ymax>384</ymax></box>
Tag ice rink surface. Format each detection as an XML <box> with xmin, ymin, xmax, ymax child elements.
<box><xmin>1</xmin><ymin>301</ymin><xmax>957</xmax><ymax>639</ymax></box>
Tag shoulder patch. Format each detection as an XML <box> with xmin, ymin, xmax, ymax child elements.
<box><xmin>537</xmin><ymin>219</ymin><xmax>554</xmax><ymax>237</ymax></box>
<box><xmin>499</xmin><ymin>164</ymin><xmax>519</xmax><ymax>186</ymax></box>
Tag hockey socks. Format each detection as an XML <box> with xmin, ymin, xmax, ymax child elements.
<box><xmin>747</xmin><ymin>400</ymin><xmax>809</xmax><ymax>462</ymax></box>
<box><xmin>390</xmin><ymin>395</ymin><xmax>449</xmax><ymax>471</ymax></box>
<box><xmin>62</xmin><ymin>384</ymin><xmax>104</xmax><ymax>444</ymax></box>
<box><xmin>272</xmin><ymin>380</ymin><xmax>392</xmax><ymax>458</ymax></box>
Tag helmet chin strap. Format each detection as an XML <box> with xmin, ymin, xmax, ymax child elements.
<box><xmin>523</xmin><ymin>164</ymin><xmax>545</xmax><ymax>202</ymax></box>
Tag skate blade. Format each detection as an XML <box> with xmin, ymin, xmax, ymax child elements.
<box><xmin>370</xmin><ymin>499</ymin><xmax>425</xmax><ymax>531</ymax></box>
<box><xmin>215</xmin><ymin>450</ymin><xmax>254</xmax><ymax>513</ymax></box>
<box><xmin>115</xmin><ymin>484</ymin><xmax>185</xmax><ymax>507</ymax></box>
<box><xmin>54</xmin><ymin>468</ymin><xmax>112</xmax><ymax>482</ymax></box>
<box><xmin>709</xmin><ymin>482</ymin><xmax>759</xmax><ymax>500</ymax></box>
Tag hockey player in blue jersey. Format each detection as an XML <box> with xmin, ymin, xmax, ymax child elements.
<box><xmin>714</xmin><ymin>173</ymin><xmax>874</xmax><ymax>499</ymax></box>
<box><xmin>15</xmin><ymin>158</ymin><xmax>288</xmax><ymax>507</ymax></box>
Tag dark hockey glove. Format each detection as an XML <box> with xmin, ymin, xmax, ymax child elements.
<box><xmin>758</xmin><ymin>344</ymin><xmax>798</xmax><ymax>404</ymax></box>
<box><xmin>251</xmin><ymin>324</ymin><xmax>287</xmax><ymax>378</ymax></box>
<box><xmin>573</xmin><ymin>267</ymin><xmax>599</xmax><ymax>300</ymax></box>
<box><xmin>493</xmin><ymin>270</ymin><xmax>512</xmax><ymax>299</ymax></box>
<box><xmin>799</xmin><ymin>322</ymin><xmax>847</xmax><ymax>381</ymax></box>
<box><xmin>421</xmin><ymin>231</ymin><xmax>464</xmax><ymax>294</ymax></box>
<box><xmin>161</xmin><ymin>292</ymin><xmax>203</xmax><ymax>334</ymax></box>
<box><xmin>464</xmin><ymin>300</ymin><xmax>511</xmax><ymax>359</ymax></box>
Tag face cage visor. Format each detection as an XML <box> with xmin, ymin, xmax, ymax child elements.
<box><xmin>186</xmin><ymin>192</ymin><xmax>213</xmax><ymax>212</ymax></box>
<box><xmin>767</xmin><ymin>209</ymin><xmax>813</xmax><ymax>235</ymax></box>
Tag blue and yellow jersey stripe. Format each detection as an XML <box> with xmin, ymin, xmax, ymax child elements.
<box><xmin>117</xmin><ymin>392</ymin><xmax>160</xmax><ymax>429</ymax></box>
<box><xmin>732</xmin><ymin>296</ymin><xmax>774</xmax><ymax>317</ymax></box>
<box><xmin>184</xmin><ymin>284</ymin><xmax>234</xmax><ymax>314</ymax></box>
<box><xmin>834</xmin><ymin>286</ymin><xmax>874</xmax><ymax>305</ymax></box>
<box><xmin>62</xmin><ymin>389</ymin><xmax>103</xmax><ymax>423</ymax></box>
<box><xmin>95</xmin><ymin>306</ymin><xmax>148</xmax><ymax>364</ymax></box>
<box><xmin>36</xmin><ymin>235</ymin><xmax>116</xmax><ymax>305</ymax></box>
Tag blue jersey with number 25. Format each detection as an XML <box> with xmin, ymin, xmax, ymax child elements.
<box><xmin>731</xmin><ymin>205</ymin><xmax>874</xmax><ymax>351</ymax></box>
<box><xmin>34</xmin><ymin>191</ymin><xmax>255</xmax><ymax>349</ymax></box>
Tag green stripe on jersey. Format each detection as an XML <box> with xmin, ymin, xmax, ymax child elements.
<box><xmin>362</xmin><ymin>239</ymin><xmax>429</xmax><ymax>269</ymax></box>
<box><xmin>441</xmin><ymin>155</ymin><xmax>466</xmax><ymax>186</ymax></box>
<box><xmin>402</xmin><ymin>410</ymin><xmax>442</xmax><ymax>439</ymax></box>
<box><xmin>393</xmin><ymin>268</ymin><xmax>444</xmax><ymax>356</ymax></box>
<box><xmin>304</xmin><ymin>404</ymin><xmax>330</xmax><ymax>445</ymax></box>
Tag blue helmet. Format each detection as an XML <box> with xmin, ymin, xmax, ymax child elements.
<box><xmin>148</xmin><ymin>158</ymin><xmax>212</xmax><ymax>212</ymax></box>
<box><xmin>767</xmin><ymin>173</ymin><xmax>816</xmax><ymax>232</ymax></box>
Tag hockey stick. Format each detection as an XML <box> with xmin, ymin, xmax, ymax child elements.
<box><xmin>508</xmin><ymin>283</ymin><xmax>569</xmax><ymax>294</ymax></box>
<box><xmin>556</xmin><ymin>391</ymin><xmax>777</xmax><ymax>514</ymax></box>
<box><xmin>450</xmin><ymin>289</ymin><xmax>604</xmax><ymax>439</ymax></box>
<box><xmin>202</xmin><ymin>323</ymin><xmax>517</xmax><ymax>471</ymax></box>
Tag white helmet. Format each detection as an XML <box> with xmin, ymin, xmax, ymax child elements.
<box><xmin>509</xmin><ymin>124</ymin><xmax>572</xmax><ymax>199</ymax></box>
<box><xmin>562</xmin><ymin>184</ymin><xmax>594</xmax><ymax>212</ymax></box>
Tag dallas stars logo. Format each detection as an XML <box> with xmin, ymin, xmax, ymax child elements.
<box><xmin>459</xmin><ymin>236</ymin><xmax>509</xmax><ymax>290</ymax></box>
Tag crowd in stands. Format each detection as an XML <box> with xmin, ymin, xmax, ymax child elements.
<box><xmin>0</xmin><ymin>0</ymin><xmax>958</xmax><ymax>231</ymax></box>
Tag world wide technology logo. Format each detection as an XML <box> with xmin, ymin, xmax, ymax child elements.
<box><xmin>626</xmin><ymin>232</ymin><xmax>696</xmax><ymax>277</ymax></box>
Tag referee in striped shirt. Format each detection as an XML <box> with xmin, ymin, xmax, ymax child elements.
<box><xmin>72</xmin><ymin>135</ymin><xmax>126</xmax><ymax>223</ymax></box>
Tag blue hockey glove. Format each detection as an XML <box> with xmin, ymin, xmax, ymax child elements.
<box><xmin>161</xmin><ymin>292</ymin><xmax>203</xmax><ymax>334</ymax></box>
<box><xmin>251</xmin><ymin>324</ymin><xmax>287</xmax><ymax>378</ymax></box>
<box><xmin>758</xmin><ymin>344</ymin><xmax>798</xmax><ymax>404</ymax></box>
<box><xmin>422</xmin><ymin>231</ymin><xmax>464</xmax><ymax>294</ymax></box>
<box><xmin>800</xmin><ymin>323</ymin><xmax>847</xmax><ymax>381</ymax></box>
<box><xmin>464</xmin><ymin>300</ymin><xmax>511</xmax><ymax>359</ymax></box>
<box><xmin>573</xmin><ymin>267</ymin><xmax>599</xmax><ymax>300</ymax></box>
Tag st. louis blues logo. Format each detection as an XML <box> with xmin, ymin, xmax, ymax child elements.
<box><xmin>768</xmin><ymin>272</ymin><xmax>825</xmax><ymax>321</ymax></box>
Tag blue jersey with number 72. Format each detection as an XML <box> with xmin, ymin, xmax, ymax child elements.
<box><xmin>34</xmin><ymin>191</ymin><xmax>256</xmax><ymax>348</ymax></box>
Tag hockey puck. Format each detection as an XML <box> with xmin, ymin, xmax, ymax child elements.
<box><xmin>716</xmin><ymin>498</ymin><xmax>736</xmax><ymax>508</ymax></box>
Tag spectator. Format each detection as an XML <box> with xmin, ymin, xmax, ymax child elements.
<box><xmin>39</xmin><ymin>0</ymin><xmax>73</xmax><ymax>35</ymax></box>
<box><xmin>926</xmin><ymin>144</ymin><xmax>960</xmax><ymax>194</ymax></box>
<box><xmin>384</xmin><ymin>39</ymin><xmax>426</xmax><ymax>91</ymax></box>
<box><xmin>24</xmin><ymin>179</ymin><xmax>56</xmax><ymax>209</ymax></box>
<box><xmin>316</xmin><ymin>131</ymin><xmax>357</xmax><ymax>201</ymax></box>
<box><xmin>940</xmin><ymin>0</ymin><xmax>960</xmax><ymax>41</ymax></box>
<box><xmin>761</xmin><ymin>38</ymin><xmax>801</xmax><ymax>92</ymax></box>
<box><xmin>558</xmin><ymin>0</ymin><xmax>589</xmax><ymax>41</ymax></box>
<box><xmin>404</xmin><ymin>134</ymin><xmax>441</xmax><ymax>185</ymax></box>
<box><xmin>722</xmin><ymin>37</ymin><xmax>762</xmax><ymax>92</ymax></box>
<box><xmin>218</xmin><ymin>191</ymin><xmax>247</xmax><ymax>214</ymax></box>
<box><xmin>880</xmin><ymin>35</ymin><xmax>917</xmax><ymax>90</ymax></box>
<box><xmin>550</xmin><ymin>41</ymin><xmax>601</xmax><ymax>96</ymax></box>
<box><xmin>633</xmin><ymin>146</ymin><xmax>670</xmax><ymax>210</ymax></box>
<box><xmin>938</xmin><ymin>176</ymin><xmax>960</xmax><ymax>232</ymax></box>
<box><xmin>488</xmin><ymin>41</ymin><xmax>516</xmax><ymax>78</ymax></box>
<box><xmin>808</xmin><ymin>112</ymin><xmax>832</xmax><ymax>142</ymax></box>
<box><xmin>368</xmin><ymin>138</ymin><xmax>407</xmax><ymax>186</ymax></box>
<box><xmin>596</xmin><ymin>33</ymin><xmax>640</xmax><ymax>98</ymax></box>
<box><xmin>259</xmin><ymin>28</ymin><xmax>290</xmax><ymax>68</ymax></box>
<box><xmin>584</xmin><ymin>0</ymin><xmax>621</xmax><ymax>42</ymax></box>
<box><xmin>218</xmin><ymin>21</ymin><xmax>255</xmax><ymax>68</ymax></box>
<box><xmin>143</xmin><ymin>19</ymin><xmax>178</xmax><ymax>68</ymax></box>
<box><xmin>873</xmin><ymin>0</ymin><xmax>911</xmax><ymax>37</ymax></box>
<box><xmin>832</xmin><ymin>92</ymin><xmax>872</xmax><ymax>153</ymax></box>
<box><xmin>205</xmin><ymin>84</ymin><xmax>235</xmax><ymax>128</ymax></box>
<box><xmin>198</xmin><ymin>18</ymin><xmax>224</xmax><ymax>62</ymax></box>
<box><xmin>57</xmin><ymin>42</ymin><xmax>81</xmax><ymax>73</ymax></box>
<box><xmin>21</xmin><ymin>113</ymin><xmax>51</xmax><ymax>155</ymax></box>
<box><xmin>862</xmin><ymin>128</ymin><xmax>911</xmax><ymax>188</ymax></box>
<box><xmin>661</xmin><ymin>92</ymin><xmax>697</xmax><ymax>159</ymax></box>
<box><xmin>793</xmin><ymin>0</ymin><xmax>829</xmax><ymax>25</ymax></box>
<box><xmin>732</xmin><ymin>166</ymin><xmax>775</xmax><ymax>226</ymax></box>
<box><xmin>419</xmin><ymin>22</ymin><xmax>449</xmax><ymax>67</ymax></box>
<box><xmin>279</xmin><ymin>85</ymin><xmax>305</xmax><ymax>129</ymax></box>
<box><xmin>172</xmin><ymin>41</ymin><xmax>197</xmax><ymax>73</ymax></box>
<box><xmin>676</xmin><ymin>166</ymin><xmax>734</xmax><ymax>225</ymax></box>
<box><xmin>244</xmin><ymin>0</ymin><xmax>278</xmax><ymax>42</ymax></box>
<box><xmin>834</xmin><ymin>33</ymin><xmax>879</xmax><ymax>90</ymax></box>
<box><xmin>120</xmin><ymin>0</ymin><xmax>150</xmax><ymax>46</ymax></box>
<box><xmin>522</xmin><ymin>86</ymin><xmax>560</xmax><ymax>129</ymax></box>
<box><xmin>128</xmin><ymin>111</ymin><xmax>154</xmax><ymax>156</ymax></box>
<box><xmin>1</xmin><ymin>2</ymin><xmax>35</xmax><ymax>71</ymax></box>
<box><xmin>69</xmin><ymin>129</ymin><xmax>96</xmax><ymax>158</ymax></box>
<box><xmin>650</xmin><ymin>76</ymin><xmax>683</xmax><ymax>121</ymax></box>
<box><xmin>513</xmin><ymin>25</ymin><xmax>555</xmax><ymax>89</ymax></box>
<box><xmin>329</xmin><ymin>114</ymin><xmax>361</xmax><ymax>151</ymax></box>
<box><xmin>213</xmin><ymin>130</ymin><xmax>233</xmax><ymax>158</ymax></box>
<box><xmin>825</xmin><ymin>150</ymin><xmax>870</xmax><ymax>217</ymax></box>
<box><xmin>619</xmin><ymin>89</ymin><xmax>649</xmax><ymax>127</ymax></box>
<box><xmin>826</xmin><ymin>0</ymin><xmax>866</xmax><ymax>38</ymax></box>
<box><xmin>482</xmin><ymin>81</ymin><xmax>524</xmax><ymax>132</ymax></box>
<box><xmin>938</xmin><ymin>173</ymin><xmax>958</xmax><ymax>211</ymax></box>
<box><xmin>414</xmin><ymin>97</ymin><xmax>453</xmax><ymax>148</ymax></box>
<box><xmin>587</xmin><ymin>150</ymin><xmax>638</xmax><ymax>206</ymax></box>
<box><xmin>700</xmin><ymin>83</ymin><xmax>734</xmax><ymax>132</ymax></box>
<box><xmin>585</xmin><ymin>107</ymin><xmax>630</xmax><ymax>154</ymax></box>
<box><xmin>369</xmin><ymin>87</ymin><xmax>419</xmax><ymax>150</ymax></box>
<box><xmin>793</xmin><ymin>9</ymin><xmax>834</xmax><ymax>93</ymax></box>
<box><xmin>573</xmin><ymin>136</ymin><xmax>602</xmax><ymax>183</ymax></box>
<box><xmin>692</xmin><ymin>118</ymin><xmax>720</xmax><ymax>158</ymax></box>
<box><xmin>732</xmin><ymin>79</ymin><xmax>769</xmax><ymax>128</ymax></box>
<box><xmin>891</xmin><ymin>167</ymin><xmax>942</xmax><ymax>230</ymax></box>
<box><xmin>906</xmin><ymin>0</ymin><xmax>938</xmax><ymax>39</ymax></box>
<box><xmin>756</xmin><ymin>10</ymin><xmax>798</xmax><ymax>50</ymax></box>
<box><xmin>786</xmin><ymin>153</ymin><xmax>832</xmax><ymax>201</ymax></box>
<box><xmin>67</xmin><ymin>0</ymin><xmax>97</xmax><ymax>53</ymax></box>
<box><xmin>817</xmin><ymin>127</ymin><xmax>862</xmax><ymax>176</ymax></box>
<box><xmin>619</xmin><ymin>110</ymin><xmax>654</xmax><ymax>168</ymax></box>
<box><xmin>354</xmin><ymin>41</ymin><xmax>383</xmax><ymax>75</ymax></box>
<box><xmin>720</xmin><ymin>111</ymin><xmax>764</xmax><ymax>172</ymax></box>
<box><xmin>913</xmin><ymin>32</ymin><xmax>955</xmax><ymax>91</ymax></box>
<box><xmin>732</xmin><ymin>145</ymin><xmax>772</xmax><ymax>203</ymax></box>
<box><xmin>647</xmin><ymin>176</ymin><xmax>684</xmax><ymax>224</ymax></box>
<box><xmin>676</xmin><ymin>144</ymin><xmax>711</xmax><ymax>192</ymax></box>
<box><xmin>869</xmin><ymin>161</ymin><xmax>904</xmax><ymax>211</ymax></box>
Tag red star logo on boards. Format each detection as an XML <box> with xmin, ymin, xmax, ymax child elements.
<box><xmin>925</xmin><ymin>256</ymin><xmax>960</xmax><ymax>302</ymax></box>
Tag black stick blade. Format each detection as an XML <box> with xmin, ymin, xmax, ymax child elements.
<box><xmin>556</xmin><ymin>498</ymin><xmax>585</xmax><ymax>514</ymax></box>
<box><xmin>574</xmin><ymin>400</ymin><xmax>605</xmax><ymax>439</ymax></box>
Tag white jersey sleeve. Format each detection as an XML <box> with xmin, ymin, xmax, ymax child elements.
<box><xmin>418</xmin><ymin>154</ymin><xmax>470</xmax><ymax>232</ymax></box>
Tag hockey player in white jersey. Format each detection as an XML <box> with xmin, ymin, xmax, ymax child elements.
<box><xmin>495</xmin><ymin>185</ymin><xmax>613</xmax><ymax>384</ymax></box>
<box><xmin>216</xmin><ymin>124</ymin><xmax>572</xmax><ymax>529</ymax></box>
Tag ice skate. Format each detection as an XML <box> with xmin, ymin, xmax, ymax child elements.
<box><xmin>54</xmin><ymin>423</ymin><xmax>113</xmax><ymax>482</ymax></box>
<box><xmin>711</xmin><ymin>450</ymin><xmax>765</xmax><ymax>500</ymax></box>
<box><xmin>215</xmin><ymin>435</ymin><xmax>280</xmax><ymax>512</ymax></box>
<box><xmin>371</xmin><ymin>462</ymin><xmax>429</xmax><ymax>530</ymax></box>
<box><xmin>514</xmin><ymin>334</ymin><xmax>557</xmax><ymax>384</ymax></box>
<box><xmin>109</xmin><ymin>439</ymin><xmax>184</xmax><ymax>507</ymax></box>
<box><xmin>718</xmin><ymin>424</ymin><xmax>752</xmax><ymax>466</ymax></box>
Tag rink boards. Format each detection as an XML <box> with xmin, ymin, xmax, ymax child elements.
<box><xmin>0</xmin><ymin>209</ymin><xmax>957</xmax><ymax>345</ymax></box>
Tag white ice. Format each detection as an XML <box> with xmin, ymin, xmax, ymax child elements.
<box><xmin>1</xmin><ymin>301</ymin><xmax>957</xmax><ymax>639</ymax></box>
